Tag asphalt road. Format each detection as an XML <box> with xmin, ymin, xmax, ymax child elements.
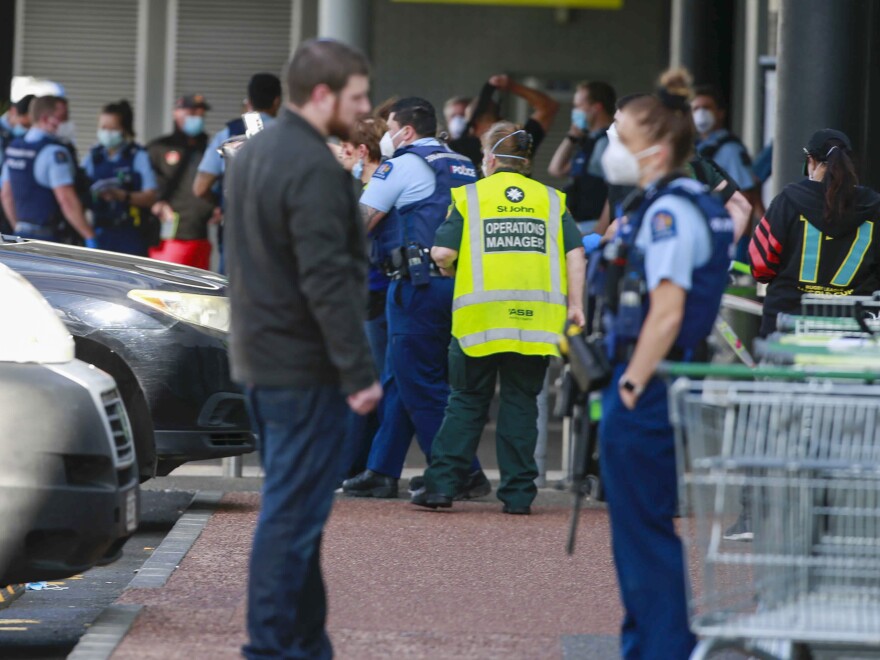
<box><xmin>0</xmin><ymin>489</ymin><xmax>194</xmax><ymax>659</ymax></box>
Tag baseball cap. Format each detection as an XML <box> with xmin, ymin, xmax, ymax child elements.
<box><xmin>802</xmin><ymin>128</ymin><xmax>852</xmax><ymax>176</ymax></box>
<box><xmin>176</xmin><ymin>94</ymin><xmax>211</xmax><ymax>111</ymax></box>
<box><xmin>805</xmin><ymin>128</ymin><xmax>852</xmax><ymax>157</ymax></box>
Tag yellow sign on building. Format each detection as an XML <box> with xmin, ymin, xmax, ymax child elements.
<box><xmin>393</xmin><ymin>0</ymin><xmax>623</xmax><ymax>8</ymax></box>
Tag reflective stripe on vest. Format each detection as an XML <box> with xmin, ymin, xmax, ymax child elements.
<box><xmin>452</xmin><ymin>174</ymin><xmax>567</xmax><ymax>358</ymax></box>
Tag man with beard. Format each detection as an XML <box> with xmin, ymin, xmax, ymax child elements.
<box><xmin>225</xmin><ymin>38</ymin><xmax>382</xmax><ymax>659</ymax></box>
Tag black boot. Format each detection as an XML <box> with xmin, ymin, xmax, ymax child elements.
<box><xmin>455</xmin><ymin>469</ymin><xmax>492</xmax><ymax>500</ymax></box>
<box><xmin>341</xmin><ymin>469</ymin><xmax>398</xmax><ymax>498</ymax></box>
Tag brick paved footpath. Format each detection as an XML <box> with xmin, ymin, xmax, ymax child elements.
<box><xmin>112</xmin><ymin>492</ymin><xmax>629</xmax><ymax>659</ymax></box>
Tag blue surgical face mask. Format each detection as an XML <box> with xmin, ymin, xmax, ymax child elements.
<box><xmin>182</xmin><ymin>114</ymin><xmax>204</xmax><ymax>137</ymax></box>
<box><xmin>571</xmin><ymin>109</ymin><xmax>588</xmax><ymax>131</ymax></box>
<box><xmin>97</xmin><ymin>129</ymin><xmax>124</xmax><ymax>150</ymax></box>
<box><xmin>352</xmin><ymin>158</ymin><xmax>364</xmax><ymax>181</ymax></box>
<box><xmin>11</xmin><ymin>124</ymin><xmax>27</xmax><ymax>137</ymax></box>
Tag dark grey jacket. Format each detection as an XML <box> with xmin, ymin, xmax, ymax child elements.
<box><xmin>226</xmin><ymin>108</ymin><xmax>375</xmax><ymax>394</ymax></box>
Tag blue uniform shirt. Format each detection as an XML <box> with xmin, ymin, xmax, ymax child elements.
<box><xmin>634</xmin><ymin>192</ymin><xmax>713</xmax><ymax>292</ymax></box>
<box><xmin>359</xmin><ymin>137</ymin><xmax>439</xmax><ymax>212</ymax></box>
<box><xmin>0</xmin><ymin>127</ymin><xmax>75</xmax><ymax>189</ymax></box>
<box><xmin>697</xmin><ymin>129</ymin><xmax>756</xmax><ymax>191</ymax></box>
<box><xmin>197</xmin><ymin>112</ymin><xmax>276</xmax><ymax>177</ymax></box>
<box><xmin>81</xmin><ymin>144</ymin><xmax>158</xmax><ymax>191</ymax></box>
<box><xmin>0</xmin><ymin>115</ymin><xmax>13</xmax><ymax>169</ymax></box>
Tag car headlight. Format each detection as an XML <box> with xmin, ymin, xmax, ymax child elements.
<box><xmin>127</xmin><ymin>290</ymin><xmax>230</xmax><ymax>333</ymax></box>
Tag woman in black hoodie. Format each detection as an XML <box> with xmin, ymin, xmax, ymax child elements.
<box><xmin>749</xmin><ymin>129</ymin><xmax>880</xmax><ymax>336</ymax></box>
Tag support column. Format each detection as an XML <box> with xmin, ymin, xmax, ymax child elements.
<box><xmin>135</xmin><ymin>0</ymin><xmax>175</xmax><ymax>142</ymax></box>
<box><xmin>669</xmin><ymin>0</ymin><xmax>697</xmax><ymax>72</ymax></box>
<box><xmin>773</xmin><ymin>0</ymin><xmax>869</xmax><ymax>196</ymax></box>
<box><xmin>318</xmin><ymin>0</ymin><xmax>370</xmax><ymax>54</ymax></box>
<box><xmin>738</xmin><ymin>0</ymin><xmax>767</xmax><ymax>154</ymax></box>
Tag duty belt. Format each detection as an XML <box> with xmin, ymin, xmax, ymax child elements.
<box><xmin>613</xmin><ymin>339</ymin><xmax>709</xmax><ymax>364</ymax></box>
<box><xmin>14</xmin><ymin>221</ymin><xmax>56</xmax><ymax>240</ymax></box>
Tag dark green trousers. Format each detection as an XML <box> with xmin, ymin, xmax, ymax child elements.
<box><xmin>425</xmin><ymin>338</ymin><xmax>549</xmax><ymax>508</ymax></box>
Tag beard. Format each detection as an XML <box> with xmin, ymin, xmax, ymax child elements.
<box><xmin>327</xmin><ymin>96</ymin><xmax>351</xmax><ymax>141</ymax></box>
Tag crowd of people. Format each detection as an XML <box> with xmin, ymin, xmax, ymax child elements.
<box><xmin>4</xmin><ymin>41</ymin><xmax>880</xmax><ymax>660</ymax></box>
<box><xmin>0</xmin><ymin>74</ymin><xmax>283</xmax><ymax>271</ymax></box>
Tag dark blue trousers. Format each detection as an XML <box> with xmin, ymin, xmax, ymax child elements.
<box><xmin>342</xmin><ymin>312</ymin><xmax>387</xmax><ymax>478</ymax></box>
<box><xmin>95</xmin><ymin>225</ymin><xmax>147</xmax><ymax>256</ymax></box>
<box><xmin>367</xmin><ymin>277</ymin><xmax>480</xmax><ymax>478</ymax></box>
<box><xmin>243</xmin><ymin>385</ymin><xmax>347</xmax><ymax>660</ymax></box>
<box><xmin>599</xmin><ymin>363</ymin><xmax>695</xmax><ymax>660</ymax></box>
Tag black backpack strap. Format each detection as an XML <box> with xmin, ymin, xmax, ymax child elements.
<box><xmin>699</xmin><ymin>133</ymin><xmax>748</xmax><ymax>162</ymax></box>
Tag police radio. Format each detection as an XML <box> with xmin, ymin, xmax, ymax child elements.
<box><xmin>406</xmin><ymin>243</ymin><xmax>431</xmax><ymax>286</ymax></box>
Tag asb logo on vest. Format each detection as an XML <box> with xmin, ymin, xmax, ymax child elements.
<box><xmin>504</xmin><ymin>186</ymin><xmax>525</xmax><ymax>203</ymax></box>
<box><xmin>483</xmin><ymin>218</ymin><xmax>547</xmax><ymax>254</ymax></box>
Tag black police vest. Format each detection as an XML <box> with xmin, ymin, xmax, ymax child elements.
<box><xmin>596</xmin><ymin>178</ymin><xmax>734</xmax><ymax>357</ymax></box>
<box><xmin>565</xmin><ymin>129</ymin><xmax>608</xmax><ymax>222</ymax></box>
<box><xmin>89</xmin><ymin>142</ymin><xmax>145</xmax><ymax>229</ymax></box>
<box><xmin>6</xmin><ymin>135</ymin><xmax>63</xmax><ymax>228</ymax></box>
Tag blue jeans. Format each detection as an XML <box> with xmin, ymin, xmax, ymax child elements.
<box><xmin>243</xmin><ymin>385</ymin><xmax>347</xmax><ymax>660</ymax></box>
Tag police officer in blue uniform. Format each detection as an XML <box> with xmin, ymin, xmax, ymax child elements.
<box><xmin>81</xmin><ymin>100</ymin><xmax>158</xmax><ymax>255</ymax></box>
<box><xmin>591</xmin><ymin>84</ymin><xmax>734</xmax><ymax>658</ymax></box>
<box><xmin>0</xmin><ymin>95</ymin><xmax>34</xmax><ymax>234</ymax></box>
<box><xmin>0</xmin><ymin>95</ymin><xmax>96</xmax><ymax>246</ymax></box>
<box><xmin>193</xmin><ymin>74</ymin><xmax>281</xmax><ymax>273</ymax></box>
<box><xmin>343</xmin><ymin>97</ymin><xmax>490</xmax><ymax>498</ymax></box>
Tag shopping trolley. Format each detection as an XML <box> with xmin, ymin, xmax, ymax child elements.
<box><xmin>664</xmin><ymin>362</ymin><xmax>880</xmax><ymax>660</ymax></box>
<box><xmin>776</xmin><ymin>292</ymin><xmax>880</xmax><ymax>337</ymax></box>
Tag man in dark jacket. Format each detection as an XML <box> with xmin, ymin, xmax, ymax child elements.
<box><xmin>147</xmin><ymin>94</ymin><xmax>216</xmax><ymax>269</ymax></box>
<box><xmin>225</xmin><ymin>39</ymin><xmax>381</xmax><ymax>659</ymax></box>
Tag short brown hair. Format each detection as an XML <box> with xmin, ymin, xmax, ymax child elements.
<box><xmin>31</xmin><ymin>95</ymin><xmax>62</xmax><ymax>123</ymax></box>
<box><xmin>286</xmin><ymin>39</ymin><xmax>370</xmax><ymax>107</ymax></box>
<box><xmin>482</xmin><ymin>121</ymin><xmax>532</xmax><ymax>174</ymax></box>
<box><xmin>349</xmin><ymin>115</ymin><xmax>388</xmax><ymax>163</ymax></box>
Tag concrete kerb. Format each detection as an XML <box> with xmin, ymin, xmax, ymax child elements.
<box><xmin>126</xmin><ymin>490</ymin><xmax>223</xmax><ymax>589</ymax></box>
<box><xmin>65</xmin><ymin>490</ymin><xmax>224</xmax><ymax>660</ymax></box>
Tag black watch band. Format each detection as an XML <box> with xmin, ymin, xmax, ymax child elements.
<box><xmin>618</xmin><ymin>376</ymin><xmax>644</xmax><ymax>397</ymax></box>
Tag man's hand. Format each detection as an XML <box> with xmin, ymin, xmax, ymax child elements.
<box><xmin>567</xmin><ymin>305</ymin><xmax>586</xmax><ymax>328</ymax></box>
<box><xmin>347</xmin><ymin>381</ymin><xmax>383</xmax><ymax>415</ymax></box>
<box><xmin>152</xmin><ymin>201</ymin><xmax>175</xmax><ymax>222</ymax></box>
<box><xmin>488</xmin><ymin>74</ymin><xmax>511</xmax><ymax>90</ymax></box>
<box><xmin>208</xmin><ymin>206</ymin><xmax>223</xmax><ymax>225</ymax></box>
<box><xmin>100</xmin><ymin>187</ymin><xmax>127</xmax><ymax>203</ymax></box>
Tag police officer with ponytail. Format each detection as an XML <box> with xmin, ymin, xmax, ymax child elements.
<box><xmin>593</xmin><ymin>82</ymin><xmax>734</xmax><ymax>658</ymax></box>
<box><xmin>81</xmin><ymin>100</ymin><xmax>158</xmax><ymax>255</ymax></box>
<box><xmin>412</xmin><ymin>122</ymin><xmax>585</xmax><ymax>513</ymax></box>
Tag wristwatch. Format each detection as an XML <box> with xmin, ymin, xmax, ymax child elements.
<box><xmin>618</xmin><ymin>375</ymin><xmax>644</xmax><ymax>398</ymax></box>
<box><xmin>566</xmin><ymin>134</ymin><xmax>580</xmax><ymax>144</ymax></box>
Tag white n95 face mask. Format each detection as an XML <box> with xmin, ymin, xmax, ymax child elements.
<box><xmin>448</xmin><ymin>115</ymin><xmax>467</xmax><ymax>140</ymax></box>
<box><xmin>379</xmin><ymin>128</ymin><xmax>405</xmax><ymax>159</ymax></box>
<box><xmin>606</xmin><ymin>122</ymin><xmax>619</xmax><ymax>142</ymax></box>
<box><xmin>601</xmin><ymin>140</ymin><xmax>662</xmax><ymax>186</ymax></box>
<box><xmin>692</xmin><ymin>108</ymin><xmax>715</xmax><ymax>135</ymax></box>
<box><xmin>379</xmin><ymin>132</ymin><xmax>395</xmax><ymax>159</ymax></box>
<box><xmin>601</xmin><ymin>139</ymin><xmax>640</xmax><ymax>186</ymax></box>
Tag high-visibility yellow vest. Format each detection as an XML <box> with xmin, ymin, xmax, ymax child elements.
<box><xmin>451</xmin><ymin>172</ymin><xmax>568</xmax><ymax>357</ymax></box>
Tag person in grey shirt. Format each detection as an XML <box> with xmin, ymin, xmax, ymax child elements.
<box><xmin>225</xmin><ymin>39</ymin><xmax>381</xmax><ymax>659</ymax></box>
